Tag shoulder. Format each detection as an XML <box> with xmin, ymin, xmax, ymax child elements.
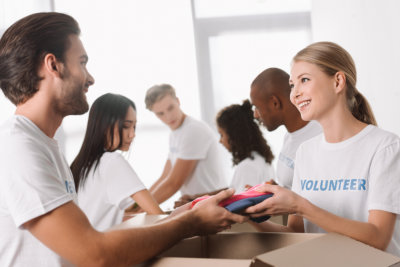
<box><xmin>237</xmin><ymin>152</ymin><xmax>268</xmax><ymax>168</ymax></box>
<box><xmin>0</xmin><ymin>116</ymin><xmax>57</xmax><ymax>156</ymax></box>
<box><xmin>177</xmin><ymin>116</ymin><xmax>214</xmax><ymax>137</ymax></box>
<box><xmin>297</xmin><ymin>121</ymin><xmax>322</xmax><ymax>140</ymax></box>
<box><xmin>99</xmin><ymin>151</ymin><xmax>127</xmax><ymax>167</ymax></box>
<box><xmin>366</xmin><ymin>125</ymin><xmax>400</xmax><ymax>150</ymax></box>
<box><xmin>297</xmin><ymin>133</ymin><xmax>323</xmax><ymax>150</ymax></box>
<box><xmin>184</xmin><ymin>116</ymin><xmax>211</xmax><ymax>130</ymax></box>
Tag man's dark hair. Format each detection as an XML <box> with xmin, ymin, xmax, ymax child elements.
<box><xmin>0</xmin><ymin>12</ymin><xmax>80</xmax><ymax>105</ymax></box>
<box><xmin>216</xmin><ymin>99</ymin><xmax>274</xmax><ymax>165</ymax></box>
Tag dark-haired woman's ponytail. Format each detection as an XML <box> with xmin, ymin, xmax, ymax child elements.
<box><xmin>241</xmin><ymin>99</ymin><xmax>253</xmax><ymax>118</ymax></box>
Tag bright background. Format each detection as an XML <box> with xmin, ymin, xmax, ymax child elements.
<box><xmin>1</xmin><ymin>0</ymin><xmax>399</xmax><ymax>209</ymax></box>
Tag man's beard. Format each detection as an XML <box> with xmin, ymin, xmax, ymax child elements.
<box><xmin>55</xmin><ymin>69</ymin><xmax>89</xmax><ymax>116</ymax></box>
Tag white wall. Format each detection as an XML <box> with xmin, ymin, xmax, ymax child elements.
<box><xmin>311</xmin><ymin>0</ymin><xmax>400</xmax><ymax>136</ymax></box>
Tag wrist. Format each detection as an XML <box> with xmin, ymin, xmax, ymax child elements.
<box><xmin>173</xmin><ymin>209</ymin><xmax>199</xmax><ymax>238</ymax></box>
<box><xmin>295</xmin><ymin>196</ymin><xmax>310</xmax><ymax>217</ymax></box>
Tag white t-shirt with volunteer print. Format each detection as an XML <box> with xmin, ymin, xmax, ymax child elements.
<box><xmin>230</xmin><ymin>151</ymin><xmax>275</xmax><ymax>193</ymax></box>
<box><xmin>78</xmin><ymin>151</ymin><xmax>146</xmax><ymax>231</ymax></box>
<box><xmin>276</xmin><ymin>120</ymin><xmax>322</xmax><ymax>189</ymax></box>
<box><xmin>0</xmin><ymin>115</ymin><xmax>76</xmax><ymax>267</ymax></box>
<box><xmin>169</xmin><ymin>116</ymin><xmax>228</xmax><ymax>195</ymax></box>
<box><xmin>292</xmin><ymin>125</ymin><xmax>400</xmax><ymax>257</ymax></box>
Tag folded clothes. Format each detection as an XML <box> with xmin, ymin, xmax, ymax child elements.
<box><xmin>190</xmin><ymin>184</ymin><xmax>273</xmax><ymax>223</ymax></box>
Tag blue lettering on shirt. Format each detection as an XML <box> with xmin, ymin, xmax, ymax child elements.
<box><xmin>300</xmin><ymin>179</ymin><xmax>367</xmax><ymax>191</ymax></box>
<box><xmin>65</xmin><ymin>180</ymin><xmax>76</xmax><ymax>194</ymax></box>
<box><xmin>279</xmin><ymin>153</ymin><xmax>294</xmax><ymax>170</ymax></box>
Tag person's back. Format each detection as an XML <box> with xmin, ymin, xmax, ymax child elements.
<box><xmin>231</xmin><ymin>151</ymin><xmax>275</xmax><ymax>192</ymax></box>
<box><xmin>77</xmin><ymin>151</ymin><xmax>152</xmax><ymax>230</ymax></box>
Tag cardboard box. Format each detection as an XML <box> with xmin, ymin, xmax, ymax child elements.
<box><xmin>114</xmin><ymin>214</ymin><xmax>400</xmax><ymax>267</ymax></box>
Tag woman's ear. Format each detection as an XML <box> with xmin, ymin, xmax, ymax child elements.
<box><xmin>334</xmin><ymin>71</ymin><xmax>346</xmax><ymax>94</ymax></box>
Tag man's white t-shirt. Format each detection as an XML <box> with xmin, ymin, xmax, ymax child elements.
<box><xmin>0</xmin><ymin>115</ymin><xmax>76</xmax><ymax>266</ymax></box>
<box><xmin>276</xmin><ymin>121</ymin><xmax>322</xmax><ymax>189</ymax></box>
<box><xmin>78</xmin><ymin>151</ymin><xmax>146</xmax><ymax>231</ymax></box>
<box><xmin>230</xmin><ymin>151</ymin><xmax>275</xmax><ymax>193</ymax></box>
<box><xmin>292</xmin><ymin>125</ymin><xmax>400</xmax><ymax>257</ymax></box>
<box><xmin>169</xmin><ymin>116</ymin><xmax>228</xmax><ymax>195</ymax></box>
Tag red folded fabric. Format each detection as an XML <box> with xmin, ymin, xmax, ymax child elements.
<box><xmin>190</xmin><ymin>183</ymin><xmax>271</xmax><ymax>209</ymax></box>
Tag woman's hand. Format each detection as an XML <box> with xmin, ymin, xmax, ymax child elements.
<box><xmin>244</xmin><ymin>184</ymin><xmax>304</xmax><ymax>218</ymax></box>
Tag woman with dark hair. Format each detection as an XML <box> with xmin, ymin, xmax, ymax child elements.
<box><xmin>216</xmin><ymin>99</ymin><xmax>275</xmax><ymax>192</ymax></box>
<box><xmin>71</xmin><ymin>93</ymin><xmax>163</xmax><ymax>231</ymax></box>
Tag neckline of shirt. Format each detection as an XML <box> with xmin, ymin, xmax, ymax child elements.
<box><xmin>320</xmin><ymin>124</ymin><xmax>375</xmax><ymax>150</ymax></box>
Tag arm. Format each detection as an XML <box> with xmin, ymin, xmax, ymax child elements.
<box><xmin>128</xmin><ymin>189</ymin><xmax>164</xmax><ymax>215</ymax></box>
<box><xmin>245</xmin><ymin>184</ymin><xmax>396</xmax><ymax>250</ymax></box>
<box><xmin>149</xmin><ymin>159</ymin><xmax>172</xmax><ymax>193</ymax></box>
<box><xmin>25</xmin><ymin>190</ymin><xmax>246</xmax><ymax>267</ymax></box>
<box><xmin>150</xmin><ymin>158</ymin><xmax>198</xmax><ymax>204</ymax></box>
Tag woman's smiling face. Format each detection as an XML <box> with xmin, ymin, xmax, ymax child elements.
<box><xmin>289</xmin><ymin>60</ymin><xmax>338</xmax><ymax>122</ymax></box>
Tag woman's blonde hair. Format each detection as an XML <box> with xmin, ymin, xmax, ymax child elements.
<box><xmin>293</xmin><ymin>41</ymin><xmax>377</xmax><ymax>125</ymax></box>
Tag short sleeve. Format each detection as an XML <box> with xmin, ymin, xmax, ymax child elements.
<box><xmin>176</xmin><ymin>124</ymin><xmax>213</xmax><ymax>160</ymax></box>
<box><xmin>367</xmin><ymin>140</ymin><xmax>400</xmax><ymax>214</ymax></box>
<box><xmin>0</xmin><ymin>139</ymin><xmax>73</xmax><ymax>227</ymax></box>
<box><xmin>101</xmin><ymin>153</ymin><xmax>146</xmax><ymax>210</ymax></box>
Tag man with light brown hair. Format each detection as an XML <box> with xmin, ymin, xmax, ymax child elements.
<box><xmin>145</xmin><ymin>84</ymin><xmax>228</xmax><ymax>205</ymax></box>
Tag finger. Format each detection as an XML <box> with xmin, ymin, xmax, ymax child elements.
<box><xmin>225</xmin><ymin>211</ymin><xmax>248</xmax><ymax>224</ymax></box>
<box><xmin>253</xmin><ymin>183</ymin><xmax>278</xmax><ymax>193</ymax></box>
<box><xmin>244</xmin><ymin>197</ymin><xmax>273</xmax><ymax>213</ymax></box>
<box><xmin>209</xmin><ymin>188</ymin><xmax>235</xmax><ymax>204</ymax></box>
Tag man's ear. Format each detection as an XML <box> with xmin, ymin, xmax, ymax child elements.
<box><xmin>334</xmin><ymin>71</ymin><xmax>346</xmax><ymax>94</ymax></box>
<box><xmin>269</xmin><ymin>95</ymin><xmax>282</xmax><ymax>110</ymax></box>
<box><xmin>42</xmin><ymin>53</ymin><xmax>63</xmax><ymax>78</ymax></box>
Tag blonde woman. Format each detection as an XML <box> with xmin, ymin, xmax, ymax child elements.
<box><xmin>246</xmin><ymin>42</ymin><xmax>400</xmax><ymax>257</ymax></box>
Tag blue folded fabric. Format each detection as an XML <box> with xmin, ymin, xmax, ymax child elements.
<box><xmin>224</xmin><ymin>194</ymin><xmax>273</xmax><ymax>223</ymax></box>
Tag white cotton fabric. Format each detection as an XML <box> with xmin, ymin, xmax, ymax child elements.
<box><xmin>292</xmin><ymin>125</ymin><xmax>400</xmax><ymax>256</ymax></box>
<box><xmin>230</xmin><ymin>151</ymin><xmax>275</xmax><ymax>193</ymax></box>
<box><xmin>0</xmin><ymin>115</ymin><xmax>76</xmax><ymax>267</ymax></box>
<box><xmin>78</xmin><ymin>151</ymin><xmax>146</xmax><ymax>231</ymax></box>
<box><xmin>276</xmin><ymin>120</ymin><xmax>322</xmax><ymax>189</ymax></box>
<box><xmin>169</xmin><ymin>116</ymin><xmax>228</xmax><ymax>195</ymax></box>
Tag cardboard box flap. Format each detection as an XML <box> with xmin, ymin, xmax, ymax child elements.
<box><xmin>255</xmin><ymin>232</ymin><xmax>400</xmax><ymax>267</ymax></box>
<box><xmin>160</xmin><ymin>232</ymin><xmax>321</xmax><ymax>259</ymax></box>
<box><xmin>146</xmin><ymin>257</ymin><xmax>252</xmax><ymax>267</ymax></box>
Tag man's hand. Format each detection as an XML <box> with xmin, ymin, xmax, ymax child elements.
<box><xmin>190</xmin><ymin>189</ymin><xmax>248</xmax><ymax>235</ymax></box>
